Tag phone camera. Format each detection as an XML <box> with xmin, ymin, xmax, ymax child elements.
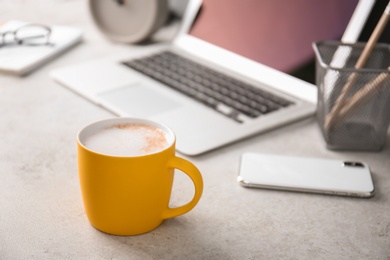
<box><xmin>343</xmin><ymin>161</ymin><xmax>364</xmax><ymax>168</ymax></box>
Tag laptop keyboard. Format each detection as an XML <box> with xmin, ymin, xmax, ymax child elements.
<box><xmin>122</xmin><ymin>51</ymin><xmax>293</xmax><ymax>123</ymax></box>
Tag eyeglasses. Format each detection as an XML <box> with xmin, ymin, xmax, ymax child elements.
<box><xmin>0</xmin><ymin>23</ymin><xmax>53</xmax><ymax>48</ymax></box>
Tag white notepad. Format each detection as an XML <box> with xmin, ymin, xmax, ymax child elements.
<box><xmin>0</xmin><ymin>20</ymin><xmax>82</xmax><ymax>75</ymax></box>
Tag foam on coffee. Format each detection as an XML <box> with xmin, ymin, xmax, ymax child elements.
<box><xmin>84</xmin><ymin>123</ymin><xmax>170</xmax><ymax>156</ymax></box>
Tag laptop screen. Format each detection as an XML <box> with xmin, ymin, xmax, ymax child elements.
<box><xmin>189</xmin><ymin>0</ymin><xmax>359</xmax><ymax>82</ymax></box>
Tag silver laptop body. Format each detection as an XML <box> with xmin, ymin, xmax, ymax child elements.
<box><xmin>51</xmin><ymin>0</ymin><xmax>373</xmax><ymax>155</ymax></box>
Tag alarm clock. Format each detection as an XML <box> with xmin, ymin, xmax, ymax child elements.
<box><xmin>88</xmin><ymin>0</ymin><xmax>169</xmax><ymax>43</ymax></box>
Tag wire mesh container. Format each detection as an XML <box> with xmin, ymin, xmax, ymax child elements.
<box><xmin>313</xmin><ymin>41</ymin><xmax>390</xmax><ymax>151</ymax></box>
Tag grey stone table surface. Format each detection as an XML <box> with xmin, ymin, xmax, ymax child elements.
<box><xmin>1</xmin><ymin>1</ymin><xmax>390</xmax><ymax>259</ymax></box>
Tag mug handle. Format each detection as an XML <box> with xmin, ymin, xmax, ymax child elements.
<box><xmin>163</xmin><ymin>156</ymin><xmax>203</xmax><ymax>219</ymax></box>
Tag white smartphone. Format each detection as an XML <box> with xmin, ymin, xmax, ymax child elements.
<box><xmin>238</xmin><ymin>153</ymin><xmax>375</xmax><ymax>198</ymax></box>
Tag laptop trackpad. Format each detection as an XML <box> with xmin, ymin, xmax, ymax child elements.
<box><xmin>97</xmin><ymin>83</ymin><xmax>181</xmax><ymax>117</ymax></box>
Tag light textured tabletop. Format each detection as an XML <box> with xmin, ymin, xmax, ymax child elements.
<box><xmin>1</xmin><ymin>1</ymin><xmax>390</xmax><ymax>259</ymax></box>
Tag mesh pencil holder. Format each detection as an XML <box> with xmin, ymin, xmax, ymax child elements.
<box><xmin>313</xmin><ymin>41</ymin><xmax>390</xmax><ymax>151</ymax></box>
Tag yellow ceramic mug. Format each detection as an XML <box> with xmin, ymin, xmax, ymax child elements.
<box><xmin>77</xmin><ymin>117</ymin><xmax>203</xmax><ymax>236</ymax></box>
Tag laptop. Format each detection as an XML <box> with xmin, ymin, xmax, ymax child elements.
<box><xmin>51</xmin><ymin>0</ymin><xmax>374</xmax><ymax>156</ymax></box>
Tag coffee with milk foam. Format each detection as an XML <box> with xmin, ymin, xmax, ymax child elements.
<box><xmin>84</xmin><ymin>123</ymin><xmax>170</xmax><ymax>156</ymax></box>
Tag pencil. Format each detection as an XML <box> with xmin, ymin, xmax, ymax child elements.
<box><xmin>324</xmin><ymin>1</ymin><xmax>390</xmax><ymax>131</ymax></box>
<box><xmin>338</xmin><ymin>67</ymin><xmax>390</xmax><ymax>120</ymax></box>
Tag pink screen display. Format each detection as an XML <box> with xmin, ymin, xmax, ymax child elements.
<box><xmin>189</xmin><ymin>0</ymin><xmax>358</xmax><ymax>73</ymax></box>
